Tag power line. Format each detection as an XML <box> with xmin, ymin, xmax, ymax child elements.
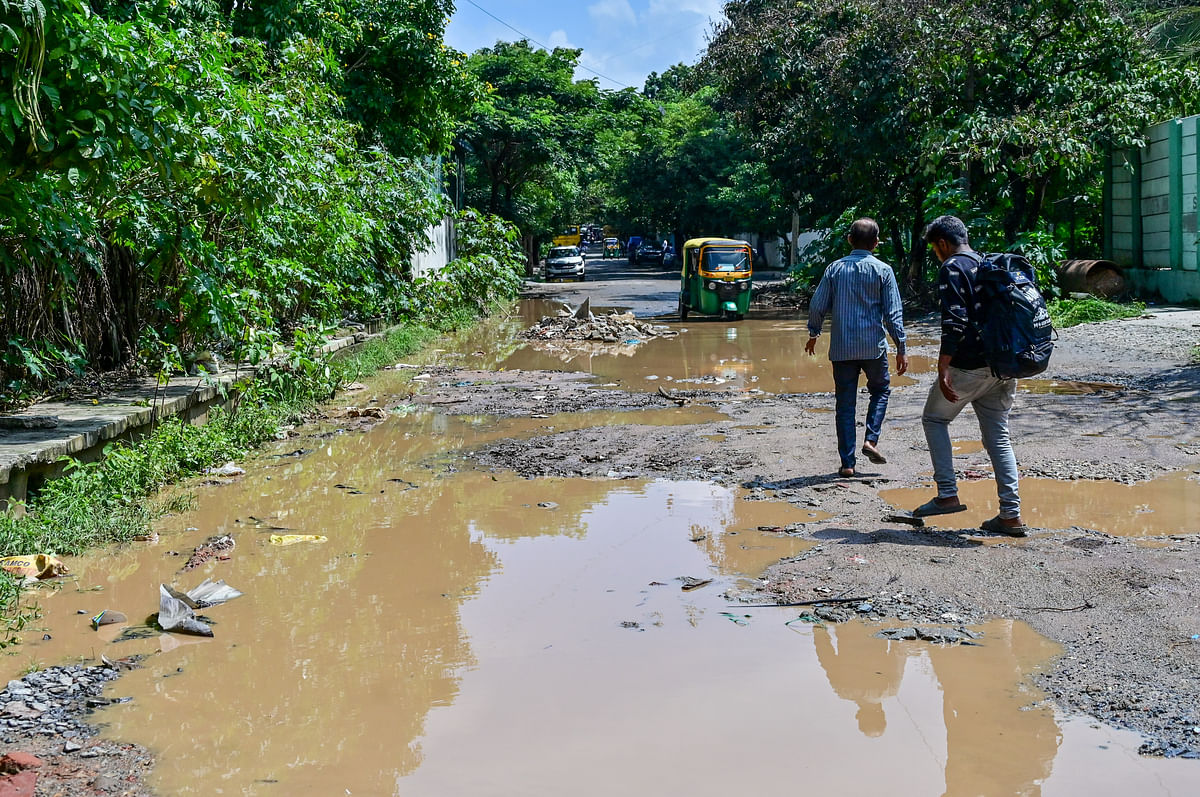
<box><xmin>459</xmin><ymin>0</ymin><xmax>633</xmax><ymax>89</ymax></box>
<box><xmin>588</xmin><ymin>17</ymin><xmax>709</xmax><ymax>67</ymax></box>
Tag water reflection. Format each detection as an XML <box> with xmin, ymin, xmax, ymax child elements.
<box><xmin>813</xmin><ymin>625</ymin><xmax>905</xmax><ymax>737</ymax></box>
<box><xmin>456</xmin><ymin>316</ymin><xmax>932</xmax><ymax>394</ymax></box>
<box><xmin>816</xmin><ymin>622</ymin><xmax>1059</xmax><ymax>795</ymax></box>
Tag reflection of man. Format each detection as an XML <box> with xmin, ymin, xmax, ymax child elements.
<box><xmin>813</xmin><ymin>625</ymin><xmax>906</xmax><ymax>737</ymax></box>
<box><xmin>927</xmin><ymin>621</ymin><xmax>1059</xmax><ymax>796</ymax></box>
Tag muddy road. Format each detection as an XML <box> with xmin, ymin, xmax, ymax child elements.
<box><xmin>5</xmin><ymin>250</ymin><xmax>1200</xmax><ymax>794</ymax></box>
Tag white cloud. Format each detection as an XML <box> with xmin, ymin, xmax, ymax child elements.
<box><xmin>588</xmin><ymin>0</ymin><xmax>638</xmax><ymax>27</ymax></box>
<box><xmin>547</xmin><ymin>29</ymin><xmax>575</xmax><ymax>49</ymax></box>
<box><xmin>647</xmin><ymin>0</ymin><xmax>723</xmax><ymax>17</ymax></box>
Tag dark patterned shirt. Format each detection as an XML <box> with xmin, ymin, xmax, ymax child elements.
<box><xmin>937</xmin><ymin>251</ymin><xmax>988</xmax><ymax>370</ymax></box>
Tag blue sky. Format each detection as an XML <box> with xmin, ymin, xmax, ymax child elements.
<box><xmin>446</xmin><ymin>0</ymin><xmax>725</xmax><ymax>91</ymax></box>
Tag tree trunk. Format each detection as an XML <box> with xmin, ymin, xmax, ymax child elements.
<box><xmin>906</xmin><ymin>202</ymin><xmax>927</xmax><ymax>290</ymax></box>
<box><xmin>889</xmin><ymin>224</ymin><xmax>906</xmax><ymax>275</ymax></box>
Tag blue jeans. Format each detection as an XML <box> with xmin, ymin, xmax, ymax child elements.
<box><xmin>922</xmin><ymin>367</ymin><xmax>1020</xmax><ymax>519</ymax></box>
<box><xmin>831</xmin><ymin>356</ymin><xmax>891</xmax><ymax>469</ymax></box>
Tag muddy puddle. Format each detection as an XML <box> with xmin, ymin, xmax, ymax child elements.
<box><xmin>1020</xmin><ymin>378</ymin><xmax>1126</xmax><ymax>395</ymax></box>
<box><xmin>6</xmin><ymin>300</ymin><xmax>1198</xmax><ymax>794</ymax></box>
<box><xmin>452</xmin><ymin>312</ymin><xmax>933</xmax><ymax>394</ymax></box>
<box><xmin>880</xmin><ymin>470</ymin><xmax>1200</xmax><ymax>537</ymax></box>
<box><xmin>5</xmin><ymin>411</ymin><xmax>1195</xmax><ymax>794</ymax></box>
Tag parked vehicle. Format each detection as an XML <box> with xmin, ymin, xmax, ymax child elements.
<box><xmin>545</xmin><ymin>246</ymin><xmax>586</xmax><ymax>281</ymax></box>
<box><xmin>678</xmin><ymin>237</ymin><xmax>753</xmax><ymax>321</ymax></box>
<box><xmin>627</xmin><ymin>236</ymin><xmax>643</xmax><ymax>264</ymax></box>
<box><xmin>603</xmin><ymin>237</ymin><xmax>621</xmax><ymax>259</ymax></box>
<box><xmin>552</xmin><ymin>225</ymin><xmax>582</xmax><ymax>247</ymax></box>
<box><xmin>636</xmin><ymin>242</ymin><xmax>664</xmax><ymax>264</ymax></box>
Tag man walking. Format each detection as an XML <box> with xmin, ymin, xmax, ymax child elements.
<box><xmin>912</xmin><ymin>215</ymin><xmax>1028</xmax><ymax>536</ymax></box>
<box><xmin>805</xmin><ymin>218</ymin><xmax>908</xmax><ymax>477</ymax></box>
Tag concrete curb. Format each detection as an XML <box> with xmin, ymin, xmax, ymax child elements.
<box><xmin>0</xmin><ymin>325</ymin><xmax>397</xmax><ymax>511</ymax></box>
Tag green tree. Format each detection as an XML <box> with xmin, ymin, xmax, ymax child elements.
<box><xmin>460</xmin><ymin>40</ymin><xmax>606</xmax><ymax>257</ymax></box>
<box><xmin>704</xmin><ymin>0</ymin><xmax>1196</xmax><ymax>285</ymax></box>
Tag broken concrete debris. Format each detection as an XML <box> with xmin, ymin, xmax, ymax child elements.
<box><xmin>875</xmin><ymin>626</ymin><xmax>984</xmax><ymax>645</ymax></box>
<box><xmin>182</xmin><ymin>535</ymin><xmax>234</xmax><ymax>571</ymax></box>
<box><xmin>524</xmin><ymin>304</ymin><xmax>678</xmax><ymax>344</ymax></box>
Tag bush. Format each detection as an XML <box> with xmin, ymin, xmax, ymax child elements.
<box><xmin>1048</xmin><ymin>297</ymin><xmax>1145</xmax><ymax>328</ymax></box>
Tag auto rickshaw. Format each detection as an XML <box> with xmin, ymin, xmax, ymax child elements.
<box><xmin>678</xmin><ymin>237</ymin><xmax>753</xmax><ymax>321</ymax></box>
<box><xmin>603</xmin><ymin>237</ymin><xmax>621</xmax><ymax>259</ymax></box>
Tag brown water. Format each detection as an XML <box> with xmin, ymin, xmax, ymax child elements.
<box><xmin>1020</xmin><ymin>379</ymin><xmax>1126</xmax><ymax>395</ymax></box>
<box><xmin>8</xmin><ymin>302</ymin><xmax>1199</xmax><ymax>794</ymax></box>
<box><xmin>16</xmin><ymin>455</ymin><xmax>1198</xmax><ymax>795</ymax></box>
<box><xmin>880</xmin><ymin>471</ymin><xmax>1200</xmax><ymax>536</ymax></box>
<box><xmin>457</xmin><ymin>315</ymin><xmax>933</xmax><ymax>394</ymax></box>
<box><xmin>9</xmin><ymin>416</ymin><xmax>1196</xmax><ymax>795</ymax></box>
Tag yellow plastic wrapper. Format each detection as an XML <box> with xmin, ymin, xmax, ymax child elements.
<box><xmin>269</xmin><ymin>534</ymin><xmax>328</xmax><ymax>546</ymax></box>
<box><xmin>0</xmin><ymin>554</ymin><xmax>69</xmax><ymax>579</ymax></box>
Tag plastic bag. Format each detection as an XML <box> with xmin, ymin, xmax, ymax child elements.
<box><xmin>0</xmin><ymin>554</ymin><xmax>69</xmax><ymax>580</ymax></box>
<box><xmin>269</xmin><ymin>534</ymin><xmax>328</xmax><ymax>546</ymax></box>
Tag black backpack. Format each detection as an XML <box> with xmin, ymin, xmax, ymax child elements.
<box><xmin>961</xmin><ymin>251</ymin><xmax>1054</xmax><ymax>379</ymax></box>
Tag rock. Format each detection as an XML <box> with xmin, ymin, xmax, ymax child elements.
<box><xmin>0</xmin><ymin>770</ymin><xmax>37</xmax><ymax>797</ymax></box>
<box><xmin>813</xmin><ymin>605</ymin><xmax>854</xmax><ymax>623</ymax></box>
<box><xmin>91</xmin><ymin>774</ymin><xmax>122</xmax><ymax>792</ymax></box>
<box><xmin>0</xmin><ymin>415</ymin><xmax>59</xmax><ymax>430</ymax></box>
<box><xmin>0</xmin><ymin>753</ymin><xmax>42</xmax><ymax>774</ymax></box>
<box><xmin>63</xmin><ymin>741</ymin><xmax>83</xmax><ymax>753</ymax></box>
<box><xmin>876</xmin><ymin>627</ymin><xmax>919</xmax><ymax>641</ymax></box>
<box><xmin>1</xmin><ymin>705</ymin><xmax>40</xmax><ymax>721</ymax></box>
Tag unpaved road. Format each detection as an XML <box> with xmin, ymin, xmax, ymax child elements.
<box><xmin>423</xmin><ymin>250</ymin><xmax>1200</xmax><ymax>757</ymax></box>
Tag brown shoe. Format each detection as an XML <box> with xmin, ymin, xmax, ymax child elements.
<box><xmin>981</xmin><ymin>516</ymin><xmax>1029</xmax><ymax>537</ymax></box>
<box><xmin>861</xmin><ymin>443</ymin><xmax>887</xmax><ymax>464</ymax></box>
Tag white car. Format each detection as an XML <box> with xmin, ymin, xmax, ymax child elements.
<box><xmin>545</xmin><ymin>246</ymin><xmax>586</xmax><ymax>281</ymax></box>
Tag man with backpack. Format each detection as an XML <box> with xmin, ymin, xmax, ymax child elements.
<box><xmin>912</xmin><ymin>215</ymin><xmax>1052</xmax><ymax>536</ymax></box>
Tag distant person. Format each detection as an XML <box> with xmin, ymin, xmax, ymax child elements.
<box><xmin>805</xmin><ymin>218</ymin><xmax>908</xmax><ymax>477</ymax></box>
<box><xmin>913</xmin><ymin>215</ymin><xmax>1027</xmax><ymax>535</ymax></box>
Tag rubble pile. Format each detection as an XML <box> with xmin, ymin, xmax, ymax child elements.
<box><xmin>523</xmin><ymin>302</ymin><xmax>677</xmax><ymax>344</ymax></box>
<box><xmin>0</xmin><ymin>664</ymin><xmax>127</xmax><ymax>745</ymax></box>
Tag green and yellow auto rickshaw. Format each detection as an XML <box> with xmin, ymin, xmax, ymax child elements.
<box><xmin>678</xmin><ymin>237</ymin><xmax>753</xmax><ymax>321</ymax></box>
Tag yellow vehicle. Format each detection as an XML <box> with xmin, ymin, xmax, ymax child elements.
<box><xmin>678</xmin><ymin>237</ymin><xmax>753</xmax><ymax>321</ymax></box>
<box><xmin>552</xmin><ymin>225</ymin><xmax>582</xmax><ymax>247</ymax></box>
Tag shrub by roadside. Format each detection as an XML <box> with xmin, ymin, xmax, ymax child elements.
<box><xmin>1048</xmin><ymin>297</ymin><xmax>1146</xmax><ymax>328</ymax></box>
<box><xmin>0</xmin><ymin>215</ymin><xmax>525</xmax><ymax>636</ymax></box>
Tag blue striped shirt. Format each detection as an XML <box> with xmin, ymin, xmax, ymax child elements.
<box><xmin>807</xmin><ymin>250</ymin><xmax>907</xmax><ymax>361</ymax></box>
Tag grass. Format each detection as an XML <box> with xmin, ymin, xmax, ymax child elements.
<box><xmin>0</xmin><ymin>297</ymin><xmax>511</xmax><ymax>644</ymax></box>
<box><xmin>1047</xmin><ymin>297</ymin><xmax>1146</xmax><ymax>328</ymax></box>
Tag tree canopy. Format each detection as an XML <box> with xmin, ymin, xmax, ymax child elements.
<box><xmin>704</xmin><ymin>0</ymin><xmax>1198</xmax><ymax>283</ymax></box>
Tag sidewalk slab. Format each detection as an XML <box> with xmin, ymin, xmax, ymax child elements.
<box><xmin>0</xmin><ymin>327</ymin><xmax>381</xmax><ymax>509</ymax></box>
